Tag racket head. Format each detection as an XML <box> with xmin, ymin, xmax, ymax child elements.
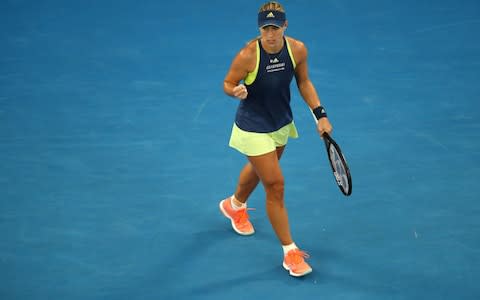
<box><xmin>323</xmin><ymin>133</ymin><xmax>352</xmax><ymax>196</ymax></box>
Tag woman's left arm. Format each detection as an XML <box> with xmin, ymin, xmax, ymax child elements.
<box><xmin>293</xmin><ymin>40</ymin><xmax>321</xmax><ymax>109</ymax></box>
<box><xmin>292</xmin><ymin>39</ymin><xmax>332</xmax><ymax>135</ymax></box>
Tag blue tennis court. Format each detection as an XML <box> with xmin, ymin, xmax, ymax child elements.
<box><xmin>1</xmin><ymin>0</ymin><xmax>479</xmax><ymax>299</ymax></box>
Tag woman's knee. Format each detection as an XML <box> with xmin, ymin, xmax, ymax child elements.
<box><xmin>264</xmin><ymin>178</ymin><xmax>285</xmax><ymax>196</ymax></box>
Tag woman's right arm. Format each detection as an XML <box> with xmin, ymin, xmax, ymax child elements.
<box><xmin>223</xmin><ymin>43</ymin><xmax>256</xmax><ymax>100</ymax></box>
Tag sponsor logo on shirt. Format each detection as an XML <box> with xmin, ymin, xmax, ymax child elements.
<box><xmin>266</xmin><ymin>58</ymin><xmax>285</xmax><ymax>72</ymax></box>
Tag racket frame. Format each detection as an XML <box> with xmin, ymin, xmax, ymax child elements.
<box><xmin>322</xmin><ymin>132</ymin><xmax>352</xmax><ymax>196</ymax></box>
<box><xmin>310</xmin><ymin>108</ymin><xmax>352</xmax><ymax>196</ymax></box>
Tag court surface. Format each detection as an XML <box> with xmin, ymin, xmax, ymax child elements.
<box><xmin>1</xmin><ymin>1</ymin><xmax>479</xmax><ymax>299</ymax></box>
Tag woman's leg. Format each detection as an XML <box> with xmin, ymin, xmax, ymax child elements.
<box><xmin>247</xmin><ymin>148</ymin><xmax>292</xmax><ymax>245</ymax></box>
<box><xmin>234</xmin><ymin>146</ymin><xmax>285</xmax><ymax>204</ymax></box>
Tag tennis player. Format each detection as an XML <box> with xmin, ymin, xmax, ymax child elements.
<box><xmin>219</xmin><ymin>1</ymin><xmax>332</xmax><ymax>277</ymax></box>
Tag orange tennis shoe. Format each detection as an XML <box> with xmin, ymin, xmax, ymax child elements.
<box><xmin>219</xmin><ymin>196</ymin><xmax>255</xmax><ymax>235</ymax></box>
<box><xmin>283</xmin><ymin>249</ymin><xmax>312</xmax><ymax>277</ymax></box>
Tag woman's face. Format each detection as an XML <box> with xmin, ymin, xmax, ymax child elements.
<box><xmin>260</xmin><ymin>24</ymin><xmax>287</xmax><ymax>51</ymax></box>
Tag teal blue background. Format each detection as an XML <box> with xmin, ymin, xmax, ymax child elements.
<box><xmin>1</xmin><ymin>1</ymin><xmax>479</xmax><ymax>299</ymax></box>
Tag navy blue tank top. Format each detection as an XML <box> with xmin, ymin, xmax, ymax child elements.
<box><xmin>235</xmin><ymin>37</ymin><xmax>296</xmax><ymax>133</ymax></box>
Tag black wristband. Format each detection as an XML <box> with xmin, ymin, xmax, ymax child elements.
<box><xmin>312</xmin><ymin>106</ymin><xmax>327</xmax><ymax>120</ymax></box>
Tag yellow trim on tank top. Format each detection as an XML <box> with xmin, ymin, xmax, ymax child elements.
<box><xmin>285</xmin><ymin>37</ymin><xmax>296</xmax><ymax>69</ymax></box>
<box><xmin>244</xmin><ymin>38</ymin><xmax>296</xmax><ymax>85</ymax></box>
<box><xmin>244</xmin><ymin>41</ymin><xmax>260</xmax><ymax>85</ymax></box>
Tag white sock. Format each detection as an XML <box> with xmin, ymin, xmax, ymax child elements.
<box><xmin>230</xmin><ymin>195</ymin><xmax>246</xmax><ymax>210</ymax></box>
<box><xmin>282</xmin><ymin>242</ymin><xmax>298</xmax><ymax>255</ymax></box>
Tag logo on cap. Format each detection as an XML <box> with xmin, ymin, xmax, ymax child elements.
<box><xmin>266</xmin><ymin>12</ymin><xmax>275</xmax><ymax>18</ymax></box>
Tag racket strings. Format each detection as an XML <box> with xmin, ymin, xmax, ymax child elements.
<box><xmin>329</xmin><ymin>145</ymin><xmax>349</xmax><ymax>191</ymax></box>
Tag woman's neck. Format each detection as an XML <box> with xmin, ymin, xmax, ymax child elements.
<box><xmin>261</xmin><ymin>37</ymin><xmax>284</xmax><ymax>54</ymax></box>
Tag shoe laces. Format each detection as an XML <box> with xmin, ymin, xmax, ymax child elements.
<box><xmin>286</xmin><ymin>249</ymin><xmax>310</xmax><ymax>265</ymax></box>
<box><xmin>233</xmin><ymin>207</ymin><xmax>255</xmax><ymax>224</ymax></box>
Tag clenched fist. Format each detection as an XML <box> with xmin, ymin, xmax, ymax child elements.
<box><xmin>232</xmin><ymin>84</ymin><xmax>248</xmax><ymax>100</ymax></box>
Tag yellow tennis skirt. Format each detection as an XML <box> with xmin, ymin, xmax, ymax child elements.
<box><xmin>229</xmin><ymin>122</ymin><xmax>299</xmax><ymax>156</ymax></box>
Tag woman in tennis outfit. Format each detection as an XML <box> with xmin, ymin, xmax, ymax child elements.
<box><xmin>219</xmin><ymin>1</ymin><xmax>332</xmax><ymax>277</ymax></box>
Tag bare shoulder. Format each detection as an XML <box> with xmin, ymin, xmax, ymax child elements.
<box><xmin>236</xmin><ymin>39</ymin><xmax>257</xmax><ymax>69</ymax></box>
<box><xmin>286</xmin><ymin>36</ymin><xmax>308</xmax><ymax>63</ymax></box>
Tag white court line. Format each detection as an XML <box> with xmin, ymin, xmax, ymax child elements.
<box><xmin>193</xmin><ymin>96</ymin><xmax>211</xmax><ymax>123</ymax></box>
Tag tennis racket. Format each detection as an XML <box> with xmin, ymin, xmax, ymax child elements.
<box><xmin>310</xmin><ymin>110</ymin><xmax>352</xmax><ymax>196</ymax></box>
